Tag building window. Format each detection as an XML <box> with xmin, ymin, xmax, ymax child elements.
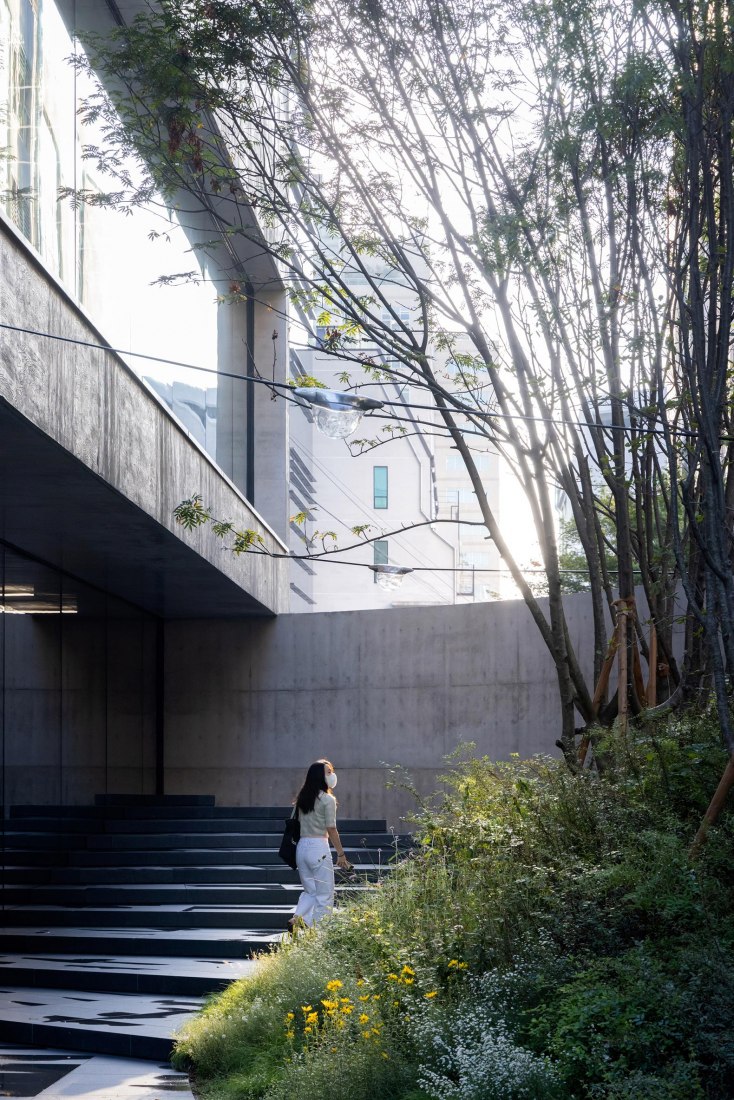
<box><xmin>447</xmin><ymin>453</ymin><xmax>491</xmax><ymax>473</ymax></box>
<box><xmin>442</xmin><ymin>487</ymin><xmax>475</xmax><ymax>506</ymax></box>
<box><xmin>373</xmin><ymin>466</ymin><xmax>388</xmax><ymax>509</ymax></box>
<box><xmin>373</xmin><ymin>539</ymin><xmax>388</xmax><ymax>581</ymax></box>
<box><xmin>462</xmin><ymin>552</ymin><xmax>491</xmax><ymax>568</ymax></box>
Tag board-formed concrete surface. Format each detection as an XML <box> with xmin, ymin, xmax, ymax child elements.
<box><xmin>0</xmin><ymin>216</ymin><xmax>288</xmax><ymax>618</ymax></box>
<box><xmin>162</xmin><ymin>586</ymin><xmax>686</xmax><ymax>825</ymax></box>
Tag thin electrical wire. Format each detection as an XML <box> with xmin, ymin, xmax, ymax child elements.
<box><xmin>0</xmin><ymin>320</ymin><xmax>715</xmax><ymax>443</ymax></box>
<box><xmin>252</xmin><ymin>550</ymin><xmax>628</xmax><ymax>576</ymax></box>
<box><xmin>0</xmin><ymin>318</ymin><xmax>670</xmax><ymax>586</ymax></box>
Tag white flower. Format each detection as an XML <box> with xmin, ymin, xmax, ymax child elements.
<box><xmin>412</xmin><ymin>975</ymin><xmax>559</xmax><ymax>1100</ymax></box>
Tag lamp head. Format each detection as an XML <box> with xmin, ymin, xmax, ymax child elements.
<box><xmin>294</xmin><ymin>388</ymin><xmax>384</xmax><ymax>439</ymax></box>
<box><xmin>369</xmin><ymin>564</ymin><xmax>413</xmax><ymax>591</ymax></box>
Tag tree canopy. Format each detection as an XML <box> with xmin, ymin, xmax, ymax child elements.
<box><xmin>72</xmin><ymin>0</ymin><xmax>734</xmax><ymax>769</ymax></box>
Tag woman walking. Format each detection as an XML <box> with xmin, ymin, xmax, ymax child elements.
<box><xmin>289</xmin><ymin>759</ymin><xmax>350</xmax><ymax>930</ymax></box>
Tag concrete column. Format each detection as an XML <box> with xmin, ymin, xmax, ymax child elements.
<box><xmin>215</xmin><ymin>290</ymin><xmax>249</xmax><ymax>494</ymax></box>
<box><xmin>251</xmin><ymin>288</ymin><xmax>289</xmax><ymax>539</ymax></box>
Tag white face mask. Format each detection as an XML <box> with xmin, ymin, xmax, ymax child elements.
<box><xmin>326</xmin><ymin>771</ymin><xmax>337</xmax><ymax>790</ymax></box>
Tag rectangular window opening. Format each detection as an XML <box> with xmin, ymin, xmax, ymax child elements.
<box><xmin>373</xmin><ymin>539</ymin><xmax>388</xmax><ymax>582</ymax></box>
<box><xmin>373</xmin><ymin>466</ymin><xmax>388</xmax><ymax>509</ymax></box>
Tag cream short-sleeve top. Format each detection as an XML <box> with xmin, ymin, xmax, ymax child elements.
<box><xmin>298</xmin><ymin>791</ymin><xmax>337</xmax><ymax>838</ymax></box>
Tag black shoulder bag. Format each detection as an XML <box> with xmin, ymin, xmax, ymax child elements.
<box><xmin>278</xmin><ymin>805</ymin><xmax>300</xmax><ymax>870</ymax></box>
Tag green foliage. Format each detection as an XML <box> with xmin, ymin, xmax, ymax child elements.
<box><xmin>173</xmin><ymin>494</ymin><xmax>265</xmax><ymax>553</ymax></box>
<box><xmin>173</xmin><ymin>494</ymin><xmax>210</xmax><ymax>529</ymax></box>
<box><xmin>288</xmin><ymin>375</ymin><xmax>326</xmax><ymax>389</ymax></box>
<box><xmin>175</xmin><ymin>712</ymin><xmax>734</xmax><ymax>1099</ymax></box>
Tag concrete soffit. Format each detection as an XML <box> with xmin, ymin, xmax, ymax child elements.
<box><xmin>0</xmin><ymin>215</ymin><xmax>288</xmax><ymax>619</ymax></box>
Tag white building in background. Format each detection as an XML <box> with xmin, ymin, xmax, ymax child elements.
<box><xmin>287</xmin><ymin>264</ymin><xmax>503</xmax><ymax>611</ymax></box>
<box><xmin>431</xmin><ymin>337</ymin><xmax>503</xmax><ymax>601</ymax></box>
<box><xmin>288</xmin><ymin>346</ymin><xmax>458</xmax><ymax>611</ymax></box>
<box><xmin>433</xmin><ymin>431</ymin><xmax>502</xmax><ymax>601</ymax></box>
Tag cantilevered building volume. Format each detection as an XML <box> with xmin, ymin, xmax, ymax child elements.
<box><xmin>0</xmin><ymin>0</ymin><xmax>290</xmax><ymax>806</ymax></box>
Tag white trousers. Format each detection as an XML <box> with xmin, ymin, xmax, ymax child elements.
<box><xmin>294</xmin><ymin>837</ymin><xmax>334</xmax><ymax>926</ymax></box>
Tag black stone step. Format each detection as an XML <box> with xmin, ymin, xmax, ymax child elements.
<box><xmin>0</xmin><ymin>927</ymin><xmax>280</xmax><ymax>958</ymax></box>
<box><xmin>95</xmin><ymin>794</ymin><xmax>215</xmax><ymax>806</ymax></box>
<box><xmin>1</xmin><ymin>864</ymin><xmax>305</xmax><ymax>885</ymax></box>
<box><xmin>5</xmin><ymin>905</ymin><xmax>296</xmax><ymax>929</ymax></box>
<box><xmin>11</xmin><ymin>804</ymin><xmax>290</xmax><ymax>820</ymax></box>
<box><xmin>0</xmin><ymin>851</ymin><xmax>73</xmax><ymax>867</ymax></box>
<box><xmin>2</xmin><ymin>845</ymin><xmax>396</xmax><ymax>868</ymax></box>
<box><xmin>0</xmin><ymin>986</ymin><xmax>203</xmax><ymax>1060</ymax></box>
<box><xmin>1</xmin><ymin>863</ymin><xmax>386</xmax><ymax>888</ymax></box>
<box><xmin>0</xmin><ymin>1015</ymin><xmax>176</xmax><ymax>1061</ymax></box>
<box><xmin>5</xmin><ymin>882</ymin><xmax>373</xmax><ymax>907</ymax></box>
<box><xmin>11</xmin><ymin>816</ymin><xmax>388</xmax><ymax>834</ymax></box>
<box><xmin>2</xmin><ymin>885</ymin><xmax>304</xmax><ymax>906</ymax></box>
<box><xmin>0</xmin><ymin>798</ymin><xmax>399</xmax><ymax>1063</ymax></box>
<box><xmin>0</xmin><ymin>954</ymin><xmax>255</xmax><ymax>997</ymax></box>
<box><xmin>4</xmin><ymin>831</ymin><xmax>400</xmax><ymax>851</ymax></box>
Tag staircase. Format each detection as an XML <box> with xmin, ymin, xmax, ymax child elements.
<box><xmin>0</xmin><ymin>795</ymin><xmax>400</xmax><ymax>1060</ymax></box>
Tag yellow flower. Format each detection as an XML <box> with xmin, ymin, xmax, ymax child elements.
<box><xmin>306</xmin><ymin>1012</ymin><xmax>318</xmax><ymax>1025</ymax></box>
<box><xmin>393</xmin><ymin>1000</ymin><xmax>400</xmax><ymax>1008</ymax></box>
<box><xmin>359</xmin><ymin>1013</ymin><xmax>370</xmax><ymax>1025</ymax></box>
<box><xmin>326</xmin><ymin>980</ymin><xmax>343</xmax><ymax>992</ymax></box>
<box><xmin>401</xmin><ymin>965</ymin><xmax>415</xmax><ymax>976</ymax></box>
<box><xmin>359</xmin><ymin>995</ymin><xmax>370</xmax><ymax>1002</ymax></box>
<box><xmin>285</xmin><ymin>1012</ymin><xmax>294</xmax><ymax>1021</ymax></box>
<box><xmin>371</xmin><ymin>1027</ymin><xmax>381</xmax><ymax>1036</ymax></box>
<box><xmin>372</xmin><ymin>994</ymin><xmax>381</xmax><ymax>1001</ymax></box>
<box><xmin>424</xmin><ymin>991</ymin><xmax>438</xmax><ymax>999</ymax></box>
<box><xmin>301</xmin><ymin>1005</ymin><xmax>312</xmax><ymax>1014</ymax></box>
<box><xmin>448</xmin><ymin>959</ymin><xmax>459</xmax><ymax>969</ymax></box>
<box><xmin>336</xmin><ymin>1018</ymin><xmax>346</xmax><ymax>1029</ymax></box>
<box><xmin>458</xmin><ymin>962</ymin><xmax>469</xmax><ymax>970</ymax></box>
<box><xmin>304</xmin><ymin>1026</ymin><xmax>312</xmax><ymax>1034</ymax></box>
<box><xmin>356</xmin><ymin>978</ymin><xmax>365</xmax><ymax>987</ymax></box>
<box><xmin>340</xmin><ymin>997</ymin><xmax>351</xmax><ymax>1004</ymax></box>
<box><xmin>402</xmin><ymin>977</ymin><xmax>414</xmax><ymax>985</ymax></box>
<box><xmin>381</xmin><ymin>1052</ymin><xmax>390</xmax><ymax>1060</ymax></box>
<box><xmin>285</xmin><ymin>1030</ymin><xmax>295</xmax><ymax>1041</ymax></box>
<box><xmin>321</xmin><ymin>999</ymin><xmax>338</xmax><ymax>1010</ymax></box>
<box><xmin>387</xmin><ymin>973</ymin><xmax>399</xmax><ymax>982</ymax></box>
<box><xmin>341</xmin><ymin>1004</ymin><xmax>353</xmax><ymax>1015</ymax></box>
<box><xmin>362</xmin><ymin>1030</ymin><xmax>371</xmax><ymax>1040</ymax></box>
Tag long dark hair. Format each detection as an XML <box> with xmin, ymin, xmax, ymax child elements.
<box><xmin>295</xmin><ymin>759</ymin><xmax>333</xmax><ymax>815</ymax></box>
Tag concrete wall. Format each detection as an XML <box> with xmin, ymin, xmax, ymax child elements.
<box><xmin>164</xmin><ymin>590</ymin><xmax>606</xmax><ymax>827</ymax></box>
<box><xmin>1</xmin><ymin>593</ymin><xmax>157</xmax><ymax>808</ymax></box>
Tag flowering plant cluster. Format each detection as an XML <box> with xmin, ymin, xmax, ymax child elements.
<box><xmin>413</xmin><ymin>979</ymin><xmax>561</xmax><ymax>1100</ymax></box>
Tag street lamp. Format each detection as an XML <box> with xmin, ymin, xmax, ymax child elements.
<box><xmin>293</xmin><ymin>388</ymin><xmax>384</xmax><ymax>439</ymax></box>
<box><xmin>369</xmin><ymin>564</ymin><xmax>414</xmax><ymax>591</ymax></box>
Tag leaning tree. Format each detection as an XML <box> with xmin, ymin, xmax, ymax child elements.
<box><xmin>71</xmin><ymin>0</ymin><xmax>734</xmax><ymax>791</ymax></box>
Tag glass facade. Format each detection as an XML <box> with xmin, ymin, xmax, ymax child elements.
<box><xmin>0</xmin><ymin>540</ymin><xmax>158</xmax><ymax>814</ymax></box>
<box><xmin>0</xmin><ymin>0</ymin><xmax>250</xmax><ymax>491</ymax></box>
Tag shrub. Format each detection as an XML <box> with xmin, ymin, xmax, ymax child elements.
<box><xmin>413</xmin><ymin>976</ymin><xmax>563</xmax><ymax>1100</ymax></box>
<box><xmin>175</xmin><ymin>711</ymin><xmax>734</xmax><ymax>1100</ymax></box>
